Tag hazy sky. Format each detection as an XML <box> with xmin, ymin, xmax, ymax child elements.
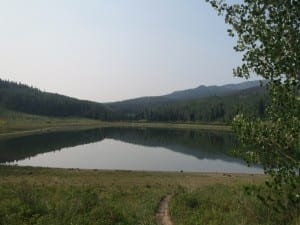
<box><xmin>0</xmin><ymin>0</ymin><xmax>249</xmax><ymax>102</ymax></box>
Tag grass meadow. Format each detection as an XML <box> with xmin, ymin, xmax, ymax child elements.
<box><xmin>2</xmin><ymin>166</ymin><xmax>296</xmax><ymax>225</ymax></box>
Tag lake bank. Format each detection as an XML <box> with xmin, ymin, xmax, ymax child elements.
<box><xmin>0</xmin><ymin>165</ymin><xmax>266</xmax><ymax>187</ymax></box>
<box><xmin>0</xmin><ymin>119</ymin><xmax>231</xmax><ymax>139</ymax></box>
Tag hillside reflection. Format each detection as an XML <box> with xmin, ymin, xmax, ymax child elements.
<box><xmin>0</xmin><ymin>127</ymin><xmax>238</xmax><ymax>163</ymax></box>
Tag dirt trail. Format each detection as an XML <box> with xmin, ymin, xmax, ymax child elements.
<box><xmin>156</xmin><ymin>194</ymin><xmax>173</xmax><ymax>225</ymax></box>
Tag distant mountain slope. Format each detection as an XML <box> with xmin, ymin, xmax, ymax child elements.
<box><xmin>106</xmin><ymin>80</ymin><xmax>265</xmax><ymax>116</ymax></box>
<box><xmin>0</xmin><ymin>79</ymin><xmax>110</xmax><ymax>119</ymax></box>
<box><xmin>142</xmin><ymin>85</ymin><xmax>268</xmax><ymax>122</ymax></box>
<box><xmin>165</xmin><ymin>80</ymin><xmax>263</xmax><ymax>100</ymax></box>
<box><xmin>106</xmin><ymin>96</ymin><xmax>176</xmax><ymax>116</ymax></box>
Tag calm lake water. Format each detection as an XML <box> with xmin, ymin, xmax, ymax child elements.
<box><xmin>0</xmin><ymin>127</ymin><xmax>262</xmax><ymax>174</ymax></box>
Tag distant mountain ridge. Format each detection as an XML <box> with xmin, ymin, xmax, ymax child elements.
<box><xmin>0</xmin><ymin>78</ymin><xmax>266</xmax><ymax>122</ymax></box>
<box><xmin>106</xmin><ymin>80</ymin><xmax>264</xmax><ymax>114</ymax></box>
<box><xmin>163</xmin><ymin>80</ymin><xmax>262</xmax><ymax>101</ymax></box>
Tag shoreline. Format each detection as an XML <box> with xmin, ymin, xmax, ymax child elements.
<box><xmin>0</xmin><ymin>121</ymin><xmax>232</xmax><ymax>139</ymax></box>
<box><xmin>0</xmin><ymin>165</ymin><xmax>264</xmax><ymax>177</ymax></box>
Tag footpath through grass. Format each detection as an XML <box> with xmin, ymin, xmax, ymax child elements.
<box><xmin>1</xmin><ymin>166</ymin><xmax>294</xmax><ymax>225</ymax></box>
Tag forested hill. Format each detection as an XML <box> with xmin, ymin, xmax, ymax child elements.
<box><xmin>164</xmin><ymin>80</ymin><xmax>262</xmax><ymax>100</ymax></box>
<box><xmin>106</xmin><ymin>81</ymin><xmax>261</xmax><ymax>119</ymax></box>
<box><xmin>0</xmin><ymin>79</ymin><xmax>267</xmax><ymax>122</ymax></box>
<box><xmin>0</xmin><ymin>79</ymin><xmax>110</xmax><ymax>119</ymax></box>
<box><xmin>141</xmin><ymin>86</ymin><xmax>268</xmax><ymax>122</ymax></box>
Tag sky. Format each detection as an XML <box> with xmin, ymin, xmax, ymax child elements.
<box><xmin>0</xmin><ymin>0</ymin><xmax>250</xmax><ymax>102</ymax></box>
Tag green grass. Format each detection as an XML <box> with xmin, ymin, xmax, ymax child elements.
<box><xmin>0</xmin><ymin>182</ymin><xmax>162</xmax><ymax>225</ymax></box>
<box><xmin>0</xmin><ymin>107</ymin><xmax>100</xmax><ymax>134</ymax></box>
<box><xmin>169</xmin><ymin>184</ymin><xmax>300</xmax><ymax>225</ymax></box>
<box><xmin>0</xmin><ymin>166</ymin><xmax>279</xmax><ymax>225</ymax></box>
<box><xmin>0</xmin><ymin>166</ymin><xmax>171</xmax><ymax>225</ymax></box>
<box><xmin>0</xmin><ymin>166</ymin><xmax>298</xmax><ymax>225</ymax></box>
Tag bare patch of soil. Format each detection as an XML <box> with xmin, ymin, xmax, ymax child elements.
<box><xmin>156</xmin><ymin>194</ymin><xmax>173</xmax><ymax>225</ymax></box>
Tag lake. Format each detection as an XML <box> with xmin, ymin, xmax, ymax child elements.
<box><xmin>0</xmin><ymin>127</ymin><xmax>262</xmax><ymax>174</ymax></box>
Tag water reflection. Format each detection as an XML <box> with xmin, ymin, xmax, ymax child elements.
<box><xmin>0</xmin><ymin>128</ymin><xmax>262</xmax><ymax>173</ymax></box>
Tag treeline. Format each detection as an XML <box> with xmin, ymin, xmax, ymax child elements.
<box><xmin>109</xmin><ymin>88</ymin><xmax>268</xmax><ymax>123</ymax></box>
<box><xmin>0</xmin><ymin>79</ymin><xmax>268</xmax><ymax>123</ymax></box>
<box><xmin>0</xmin><ymin>79</ymin><xmax>110</xmax><ymax>119</ymax></box>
